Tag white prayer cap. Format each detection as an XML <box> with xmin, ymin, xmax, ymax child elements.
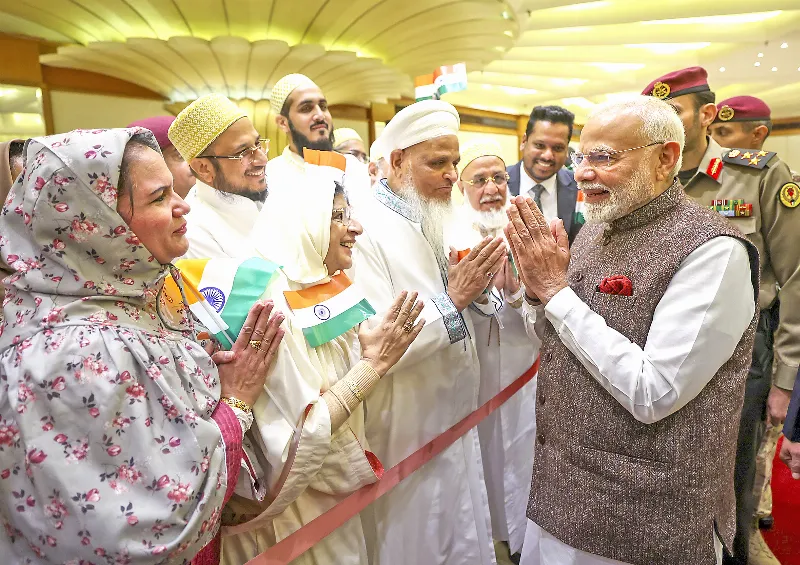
<box><xmin>381</xmin><ymin>100</ymin><xmax>460</xmax><ymax>153</ymax></box>
<box><xmin>333</xmin><ymin>128</ymin><xmax>362</xmax><ymax>146</ymax></box>
<box><xmin>269</xmin><ymin>73</ymin><xmax>318</xmax><ymax>114</ymax></box>
<box><xmin>370</xmin><ymin>138</ymin><xmax>386</xmax><ymax>162</ymax></box>
<box><xmin>458</xmin><ymin>139</ymin><xmax>505</xmax><ymax>176</ymax></box>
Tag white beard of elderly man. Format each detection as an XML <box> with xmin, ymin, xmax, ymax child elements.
<box><xmin>505</xmin><ymin>95</ymin><xmax>760</xmax><ymax>565</ymax></box>
<box><xmin>450</xmin><ymin>140</ymin><xmax>541</xmax><ymax>559</ymax></box>
<box><xmin>355</xmin><ymin>100</ymin><xmax>506</xmax><ymax>565</ymax></box>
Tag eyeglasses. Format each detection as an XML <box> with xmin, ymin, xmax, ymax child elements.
<box><xmin>347</xmin><ymin>150</ymin><xmax>369</xmax><ymax>164</ymax></box>
<box><xmin>571</xmin><ymin>142</ymin><xmax>664</xmax><ymax>169</ymax></box>
<box><xmin>199</xmin><ymin>138</ymin><xmax>269</xmax><ymax>161</ymax></box>
<box><xmin>331</xmin><ymin>207</ymin><xmax>353</xmax><ymax>225</ymax></box>
<box><xmin>462</xmin><ymin>172</ymin><xmax>510</xmax><ymax>189</ymax></box>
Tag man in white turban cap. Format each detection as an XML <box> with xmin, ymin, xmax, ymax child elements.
<box><xmin>451</xmin><ymin>138</ymin><xmax>540</xmax><ymax>561</ymax></box>
<box><xmin>367</xmin><ymin>137</ymin><xmax>389</xmax><ymax>186</ymax></box>
<box><xmin>264</xmin><ymin>74</ymin><xmax>371</xmax><ymax>203</ymax></box>
<box><xmin>333</xmin><ymin>127</ymin><xmax>368</xmax><ymax>164</ymax></box>
<box><xmin>355</xmin><ymin>100</ymin><xmax>506</xmax><ymax>565</ymax></box>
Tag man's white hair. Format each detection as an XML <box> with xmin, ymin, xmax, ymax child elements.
<box><xmin>587</xmin><ymin>95</ymin><xmax>685</xmax><ymax>178</ymax></box>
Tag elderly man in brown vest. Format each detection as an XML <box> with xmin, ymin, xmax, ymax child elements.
<box><xmin>505</xmin><ymin>95</ymin><xmax>760</xmax><ymax>565</ymax></box>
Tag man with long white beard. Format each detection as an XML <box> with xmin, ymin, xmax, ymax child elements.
<box><xmin>355</xmin><ymin>100</ymin><xmax>506</xmax><ymax>565</ymax></box>
<box><xmin>451</xmin><ymin>139</ymin><xmax>540</xmax><ymax>561</ymax></box>
<box><xmin>509</xmin><ymin>95</ymin><xmax>759</xmax><ymax>565</ymax></box>
<box><xmin>266</xmin><ymin>74</ymin><xmax>370</xmax><ymax>203</ymax></box>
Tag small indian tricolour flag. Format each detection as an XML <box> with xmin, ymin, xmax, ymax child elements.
<box><xmin>284</xmin><ymin>273</ymin><xmax>375</xmax><ymax>348</ymax></box>
<box><xmin>434</xmin><ymin>63</ymin><xmax>468</xmax><ymax>96</ymax></box>
<box><xmin>164</xmin><ymin>257</ymin><xmax>281</xmax><ymax>349</ymax></box>
<box><xmin>574</xmin><ymin>190</ymin><xmax>586</xmax><ymax>225</ymax></box>
<box><xmin>415</xmin><ymin>73</ymin><xmax>438</xmax><ymax>102</ymax></box>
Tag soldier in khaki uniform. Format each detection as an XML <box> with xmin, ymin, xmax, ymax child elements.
<box><xmin>643</xmin><ymin>67</ymin><xmax>800</xmax><ymax>565</ymax></box>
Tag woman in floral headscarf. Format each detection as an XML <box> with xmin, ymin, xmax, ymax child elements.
<box><xmin>0</xmin><ymin>128</ymin><xmax>283</xmax><ymax>564</ymax></box>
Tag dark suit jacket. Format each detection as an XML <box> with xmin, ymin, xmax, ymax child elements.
<box><xmin>784</xmin><ymin>369</ymin><xmax>800</xmax><ymax>442</ymax></box>
<box><xmin>507</xmin><ymin>161</ymin><xmax>582</xmax><ymax>244</ymax></box>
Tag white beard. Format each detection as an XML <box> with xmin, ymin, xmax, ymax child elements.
<box><xmin>460</xmin><ymin>198</ymin><xmax>508</xmax><ymax>239</ymax></box>
<box><xmin>396</xmin><ymin>177</ymin><xmax>454</xmax><ymax>277</ymax></box>
<box><xmin>580</xmin><ymin>164</ymin><xmax>654</xmax><ymax>224</ymax></box>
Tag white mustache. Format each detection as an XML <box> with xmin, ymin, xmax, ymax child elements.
<box><xmin>479</xmin><ymin>194</ymin><xmax>504</xmax><ymax>204</ymax></box>
<box><xmin>578</xmin><ymin>182</ymin><xmax>609</xmax><ymax>192</ymax></box>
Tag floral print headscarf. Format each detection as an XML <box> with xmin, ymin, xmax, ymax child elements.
<box><xmin>0</xmin><ymin>129</ymin><xmax>230</xmax><ymax>564</ymax></box>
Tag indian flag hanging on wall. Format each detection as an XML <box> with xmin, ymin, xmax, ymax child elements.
<box><xmin>574</xmin><ymin>190</ymin><xmax>586</xmax><ymax>225</ymax></box>
<box><xmin>163</xmin><ymin>257</ymin><xmax>281</xmax><ymax>349</ymax></box>
<box><xmin>415</xmin><ymin>63</ymin><xmax>468</xmax><ymax>101</ymax></box>
<box><xmin>283</xmin><ymin>272</ymin><xmax>375</xmax><ymax>348</ymax></box>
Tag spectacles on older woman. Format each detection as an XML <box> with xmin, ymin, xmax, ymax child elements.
<box><xmin>332</xmin><ymin>207</ymin><xmax>353</xmax><ymax>225</ymax></box>
<box><xmin>571</xmin><ymin>141</ymin><xmax>664</xmax><ymax>169</ymax></box>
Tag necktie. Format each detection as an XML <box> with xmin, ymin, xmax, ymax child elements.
<box><xmin>531</xmin><ymin>184</ymin><xmax>544</xmax><ymax>211</ymax></box>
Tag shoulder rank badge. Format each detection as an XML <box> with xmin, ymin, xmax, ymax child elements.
<box><xmin>710</xmin><ymin>199</ymin><xmax>752</xmax><ymax>217</ymax></box>
<box><xmin>779</xmin><ymin>182</ymin><xmax>800</xmax><ymax>208</ymax></box>
<box><xmin>706</xmin><ymin>157</ymin><xmax>723</xmax><ymax>180</ymax></box>
<box><xmin>722</xmin><ymin>148</ymin><xmax>775</xmax><ymax>170</ymax></box>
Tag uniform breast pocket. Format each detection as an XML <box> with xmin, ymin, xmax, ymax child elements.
<box><xmin>589</xmin><ymin>291</ymin><xmax>637</xmax><ymax>335</ymax></box>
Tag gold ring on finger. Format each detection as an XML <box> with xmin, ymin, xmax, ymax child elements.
<box><xmin>249</xmin><ymin>340</ymin><xmax>262</xmax><ymax>351</ymax></box>
<box><xmin>402</xmin><ymin>322</ymin><xmax>414</xmax><ymax>333</ymax></box>
<box><xmin>486</xmin><ymin>271</ymin><xmax>493</xmax><ymax>278</ymax></box>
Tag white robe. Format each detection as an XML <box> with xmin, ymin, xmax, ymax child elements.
<box><xmin>221</xmin><ymin>270</ymin><xmax>380</xmax><ymax>565</ymax></box>
<box><xmin>449</xmin><ymin>209</ymin><xmax>541</xmax><ymax>554</ymax></box>
<box><xmin>183</xmin><ymin>180</ymin><xmax>260</xmax><ymax>258</ymax></box>
<box><xmin>266</xmin><ymin>146</ymin><xmax>373</xmax><ymax>210</ymax></box>
<box><xmin>354</xmin><ymin>182</ymin><xmax>496</xmax><ymax>565</ymax></box>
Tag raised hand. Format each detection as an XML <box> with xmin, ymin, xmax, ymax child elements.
<box><xmin>447</xmin><ymin>237</ymin><xmax>507</xmax><ymax>311</ymax></box>
<box><xmin>358</xmin><ymin>291</ymin><xmax>425</xmax><ymax>376</ymax></box>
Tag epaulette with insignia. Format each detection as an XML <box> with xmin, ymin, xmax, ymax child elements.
<box><xmin>722</xmin><ymin>148</ymin><xmax>776</xmax><ymax>170</ymax></box>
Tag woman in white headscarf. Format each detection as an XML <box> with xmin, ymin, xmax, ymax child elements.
<box><xmin>221</xmin><ymin>150</ymin><xmax>424</xmax><ymax>565</ymax></box>
<box><xmin>0</xmin><ymin>128</ymin><xmax>283</xmax><ymax>564</ymax></box>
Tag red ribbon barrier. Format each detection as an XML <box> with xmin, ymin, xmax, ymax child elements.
<box><xmin>243</xmin><ymin>356</ymin><xmax>540</xmax><ymax>565</ymax></box>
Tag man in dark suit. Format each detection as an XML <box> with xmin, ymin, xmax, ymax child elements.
<box><xmin>508</xmin><ymin>105</ymin><xmax>582</xmax><ymax>243</ymax></box>
<box><xmin>781</xmin><ymin>369</ymin><xmax>800</xmax><ymax>479</ymax></box>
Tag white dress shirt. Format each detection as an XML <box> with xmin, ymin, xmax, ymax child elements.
<box><xmin>519</xmin><ymin>165</ymin><xmax>558</xmax><ymax>224</ymax></box>
<box><xmin>520</xmin><ymin>235</ymin><xmax>754</xmax><ymax>565</ymax></box>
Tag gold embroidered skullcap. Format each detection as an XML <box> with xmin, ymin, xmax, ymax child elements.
<box><xmin>269</xmin><ymin>74</ymin><xmax>318</xmax><ymax>114</ymax></box>
<box><xmin>458</xmin><ymin>139</ymin><xmax>505</xmax><ymax>176</ymax></box>
<box><xmin>333</xmin><ymin>128</ymin><xmax>362</xmax><ymax>146</ymax></box>
<box><xmin>168</xmin><ymin>94</ymin><xmax>247</xmax><ymax>162</ymax></box>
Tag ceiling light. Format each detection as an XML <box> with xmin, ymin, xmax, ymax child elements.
<box><xmin>502</xmin><ymin>11</ymin><xmax>510</xmax><ymax>19</ymax></box>
<box><xmin>781</xmin><ymin>42</ymin><xmax>788</xmax><ymax>48</ymax></box>
<box><xmin>561</xmin><ymin>97</ymin><xmax>596</xmax><ymax>109</ymax></box>
<box><xmin>754</xmin><ymin>61</ymin><xmax>760</xmax><ymax>66</ymax></box>
<box><xmin>642</xmin><ymin>11</ymin><xmax>782</xmax><ymax>26</ymax></box>
<box><xmin>719</xmin><ymin>67</ymin><xmax>726</xmax><ymax>72</ymax></box>
<box><xmin>553</xmin><ymin>1</ymin><xmax>611</xmax><ymax>11</ymax></box>
<box><xmin>625</xmin><ymin>42</ymin><xmax>711</xmax><ymax>55</ymax></box>
<box><xmin>588</xmin><ymin>62</ymin><xmax>646</xmax><ymax>72</ymax></box>
<box><xmin>758</xmin><ymin>52</ymin><xmax>764</xmax><ymax>57</ymax></box>
<box><xmin>504</xmin><ymin>30</ymin><xmax>514</xmax><ymax>37</ymax></box>
<box><xmin>482</xmin><ymin>84</ymin><xmax>492</xmax><ymax>90</ymax></box>
<box><xmin>495</xmin><ymin>46</ymin><xmax>506</xmax><ymax>52</ymax></box>
<box><xmin>772</xmin><ymin>66</ymin><xmax>778</xmax><ymax>71</ymax></box>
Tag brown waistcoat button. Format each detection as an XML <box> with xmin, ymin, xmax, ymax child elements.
<box><xmin>539</xmin><ymin>392</ymin><xmax>546</xmax><ymax>405</ymax></box>
<box><xmin>537</xmin><ymin>433</ymin><xmax>545</xmax><ymax>445</ymax></box>
<box><xmin>544</xmin><ymin>351</ymin><xmax>553</xmax><ymax>362</ymax></box>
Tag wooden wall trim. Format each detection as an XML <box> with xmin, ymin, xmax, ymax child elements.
<box><xmin>329</xmin><ymin>104</ymin><xmax>369</xmax><ymax>121</ymax></box>
<box><xmin>41</xmin><ymin>66</ymin><xmax>165</xmax><ymax>100</ymax></box>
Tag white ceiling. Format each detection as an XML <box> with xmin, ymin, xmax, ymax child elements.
<box><xmin>1</xmin><ymin>0</ymin><xmax>798</xmax><ymax>121</ymax></box>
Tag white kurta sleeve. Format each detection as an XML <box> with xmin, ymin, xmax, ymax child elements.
<box><xmin>543</xmin><ymin>236</ymin><xmax>755</xmax><ymax>424</ymax></box>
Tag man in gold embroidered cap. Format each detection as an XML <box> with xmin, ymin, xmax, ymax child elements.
<box><xmin>643</xmin><ymin>68</ymin><xmax>800</xmax><ymax>565</ymax></box>
<box><xmin>450</xmin><ymin>138</ymin><xmax>539</xmax><ymax>561</ymax></box>
<box><xmin>356</xmin><ymin>100</ymin><xmax>506</xmax><ymax>565</ymax></box>
<box><xmin>264</xmin><ymin>74</ymin><xmax>371</xmax><ymax>202</ymax></box>
<box><xmin>168</xmin><ymin>93</ymin><xmax>268</xmax><ymax>259</ymax></box>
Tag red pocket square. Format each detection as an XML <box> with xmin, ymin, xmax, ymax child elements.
<box><xmin>597</xmin><ymin>275</ymin><xmax>633</xmax><ymax>296</ymax></box>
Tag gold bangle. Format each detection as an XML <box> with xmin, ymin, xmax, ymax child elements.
<box><xmin>346</xmin><ymin>380</ymin><xmax>364</xmax><ymax>402</ymax></box>
<box><xmin>221</xmin><ymin>396</ymin><xmax>252</xmax><ymax>414</ymax></box>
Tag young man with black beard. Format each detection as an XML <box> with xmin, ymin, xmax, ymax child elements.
<box><xmin>507</xmin><ymin>105</ymin><xmax>582</xmax><ymax>244</ymax></box>
<box><xmin>168</xmin><ymin>93</ymin><xmax>268</xmax><ymax>259</ymax></box>
<box><xmin>265</xmin><ymin>73</ymin><xmax>371</xmax><ymax>204</ymax></box>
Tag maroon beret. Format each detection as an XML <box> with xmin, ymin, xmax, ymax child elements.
<box><xmin>714</xmin><ymin>95</ymin><xmax>771</xmax><ymax>123</ymax></box>
<box><xmin>127</xmin><ymin>116</ymin><xmax>176</xmax><ymax>150</ymax></box>
<box><xmin>642</xmin><ymin>66</ymin><xmax>710</xmax><ymax>100</ymax></box>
